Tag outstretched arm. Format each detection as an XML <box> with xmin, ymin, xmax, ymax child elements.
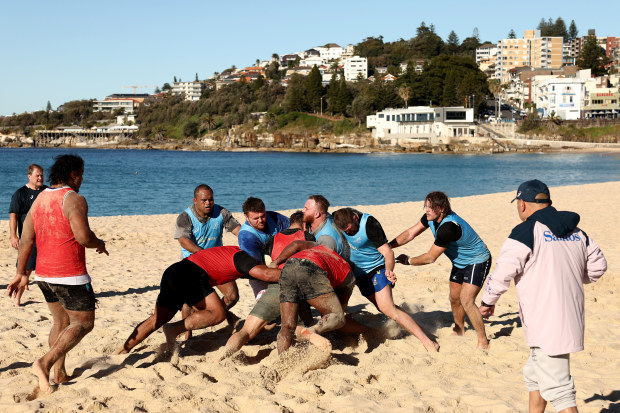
<box><xmin>396</xmin><ymin>244</ymin><xmax>446</xmax><ymax>266</ymax></box>
<box><xmin>377</xmin><ymin>243</ymin><xmax>396</xmax><ymax>282</ymax></box>
<box><xmin>389</xmin><ymin>221</ymin><xmax>426</xmax><ymax>249</ymax></box>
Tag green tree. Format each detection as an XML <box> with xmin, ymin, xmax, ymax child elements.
<box><xmin>195</xmin><ymin>73</ymin><xmax>199</xmax><ymax>81</ymax></box>
<box><xmin>577</xmin><ymin>35</ymin><xmax>610</xmax><ymax>76</ymax></box>
<box><xmin>397</xmin><ymin>85</ymin><xmax>411</xmax><ymax>107</ymax></box>
<box><xmin>459</xmin><ymin>36</ymin><xmax>481</xmax><ymax>57</ymax></box>
<box><xmin>326</xmin><ymin>74</ymin><xmax>339</xmax><ymax>114</ymax></box>
<box><xmin>284</xmin><ymin>73</ymin><xmax>307</xmax><ymax>112</ymax></box>
<box><xmin>412</xmin><ymin>22</ymin><xmax>444</xmax><ymax>58</ymax></box>
<box><xmin>552</xmin><ymin>17</ymin><xmax>568</xmax><ymax>41</ymax></box>
<box><xmin>162</xmin><ymin>83</ymin><xmax>172</xmax><ymax>91</ymax></box>
<box><xmin>154</xmin><ymin>86</ymin><xmax>161</xmax><ymax>94</ymax></box>
<box><xmin>252</xmin><ymin>74</ymin><xmax>265</xmax><ymax>90</ymax></box>
<box><xmin>174</xmin><ymin>76</ymin><xmax>177</xmax><ymax>83</ymax></box>
<box><xmin>508</xmin><ymin>29</ymin><xmax>516</xmax><ymax>39</ymax></box>
<box><xmin>568</xmin><ymin>20</ymin><xmax>578</xmax><ymax>40</ymax></box>
<box><xmin>446</xmin><ymin>31</ymin><xmax>460</xmax><ymax>55</ymax></box>
<box><xmin>183</xmin><ymin>120</ymin><xmax>198</xmax><ymax>137</ymax></box>
<box><xmin>46</xmin><ymin>101</ymin><xmax>52</xmax><ymax>111</ymax></box>
<box><xmin>334</xmin><ymin>76</ymin><xmax>352</xmax><ymax>115</ymax></box>
<box><xmin>441</xmin><ymin>70</ymin><xmax>459</xmax><ymax>106</ymax></box>
<box><xmin>305</xmin><ymin>65</ymin><xmax>323</xmax><ymax>112</ymax></box>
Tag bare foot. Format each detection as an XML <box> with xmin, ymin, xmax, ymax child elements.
<box><xmin>32</xmin><ymin>359</ymin><xmax>51</xmax><ymax>393</ymax></box>
<box><xmin>114</xmin><ymin>347</ymin><xmax>129</xmax><ymax>355</ymax></box>
<box><xmin>451</xmin><ymin>326</ymin><xmax>465</xmax><ymax>336</ymax></box>
<box><xmin>296</xmin><ymin>327</ymin><xmax>332</xmax><ymax>353</ymax></box>
<box><xmin>53</xmin><ymin>368</ymin><xmax>72</xmax><ymax>385</ymax></box>
<box><xmin>477</xmin><ymin>340</ymin><xmax>490</xmax><ymax>351</ymax></box>
<box><xmin>162</xmin><ymin>323</ymin><xmax>179</xmax><ymax>352</ymax></box>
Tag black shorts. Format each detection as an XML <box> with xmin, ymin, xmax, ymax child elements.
<box><xmin>37</xmin><ymin>281</ymin><xmax>97</xmax><ymax>311</ymax></box>
<box><xmin>279</xmin><ymin>258</ymin><xmax>335</xmax><ymax>303</ymax></box>
<box><xmin>156</xmin><ymin>260</ymin><xmax>215</xmax><ymax>311</ymax></box>
<box><xmin>449</xmin><ymin>256</ymin><xmax>492</xmax><ymax>288</ymax></box>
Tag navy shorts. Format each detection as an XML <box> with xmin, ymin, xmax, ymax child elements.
<box><xmin>449</xmin><ymin>256</ymin><xmax>492</xmax><ymax>287</ymax></box>
<box><xmin>355</xmin><ymin>267</ymin><xmax>393</xmax><ymax>298</ymax></box>
<box><xmin>156</xmin><ymin>260</ymin><xmax>215</xmax><ymax>311</ymax></box>
<box><xmin>37</xmin><ymin>281</ymin><xmax>97</xmax><ymax>311</ymax></box>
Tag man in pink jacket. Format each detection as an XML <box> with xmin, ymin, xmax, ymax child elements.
<box><xmin>479</xmin><ymin>179</ymin><xmax>607</xmax><ymax>413</ymax></box>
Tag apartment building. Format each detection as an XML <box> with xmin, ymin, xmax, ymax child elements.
<box><xmin>496</xmin><ymin>30</ymin><xmax>563</xmax><ymax>83</ymax></box>
<box><xmin>171</xmin><ymin>81</ymin><xmax>204</xmax><ymax>101</ymax></box>
<box><xmin>314</xmin><ymin>43</ymin><xmax>345</xmax><ymax>60</ymax></box>
<box><xmin>343</xmin><ymin>56</ymin><xmax>368</xmax><ymax>81</ymax></box>
<box><xmin>93</xmin><ymin>94</ymin><xmax>149</xmax><ymax>113</ymax></box>
<box><xmin>531</xmin><ymin>76</ymin><xmax>587</xmax><ymax>120</ymax></box>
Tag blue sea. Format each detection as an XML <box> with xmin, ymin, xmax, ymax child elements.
<box><xmin>1</xmin><ymin>148</ymin><xmax>618</xmax><ymax>217</ymax></box>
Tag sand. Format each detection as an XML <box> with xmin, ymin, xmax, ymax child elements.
<box><xmin>0</xmin><ymin>182</ymin><xmax>618</xmax><ymax>412</ymax></box>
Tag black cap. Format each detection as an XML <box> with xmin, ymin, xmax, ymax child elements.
<box><xmin>511</xmin><ymin>179</ymin><xmax>551</xmax><ymax>203</ymax></box>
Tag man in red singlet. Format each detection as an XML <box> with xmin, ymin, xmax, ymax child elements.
<box><xmin>7</xmin><ymin>154</ymin><xmax>108</xmax><ymax>394</ymax></box>
<box><xmin>115</xmin><ymin>246</ymin><xmax>281</xmax><ymax>355</ymax></box>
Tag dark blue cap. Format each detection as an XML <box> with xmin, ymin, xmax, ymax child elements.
<box><xmin>511</xmin><ymin>179</ymin><xmax>551</xmax><ymax>203</ymax></box>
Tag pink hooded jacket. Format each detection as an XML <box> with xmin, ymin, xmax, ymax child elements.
<box><xmin>482</xmin><ymin>206</ymin><xmax>607</xmax><ymax>356</ymax></box>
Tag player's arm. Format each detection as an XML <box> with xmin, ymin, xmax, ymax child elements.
<box><xmin>231</xmin><ymin>225</ymin><xmax>241</xmax><ymax>236</ymax></box>
<box><xmin>271</xmin><ymin>240</ymin><xmax>316</xmax><ymax>267</ymax></box>
<box><xmin>64</xmin><ymin>192</ymin><xmax>108</xmax><ymax>255</ymax></box>
<box><xmin>389</xmin><ymin>221</ymin><xmax>427</xmax><ymax>249</ymax></box>
<box><xmin>249</xmin><ymin>265</ymin><xmax>281</xmax><ymax>283</ymax></box>
<box><xmin>398</xmin><ymin>244</ymin><xmax>446</xmax><ymax>266</ymax></box>
<box><xmin>9</xmin><ymin>213</ymin><xmax>19</xmax><ymax>249</ymax></box>
<box><xmin>174</xmin><ymin>212</ymin><xmax>201</xmax><ymax>253</ymax></box>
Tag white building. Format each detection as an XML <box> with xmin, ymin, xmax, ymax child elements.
<box><xmin>531</xmin><ymin>76</ymin><xmax>587</xmax><ymax>120</ymax></box>
<box><xmin>475</xmin><ymin>43</ymin><xmax>498</xmax><ymax>65</ymax></box>
<box><xmin>299</xmin><ymin>55</ymin><xmax>325</xmax><ymax>68</ymax></box>
<box><xmin>171</xmin><ymin>81</ymin><xmax>204</xmax><ymax>101</ymax></box>
<box><xmin>366</xmin><ymin>106</ymin><xmax>475</xmax><ymax>144</ymax></box>
<box><xmin>314</xmin><ymin>43</ymin><xmax>345</xmax><ymax>60</ymax></box>
<box><xmin>93</xmin><ymin>99</ymin><xmax>136</xmax><ymax>113</ymax></box>
<box><xmin>343</xmin><ymin>56</ymin><xmax>367</xmax><ymax>81</ymax></box>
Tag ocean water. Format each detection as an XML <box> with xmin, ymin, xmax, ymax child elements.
<box><xmin>1</xmin><ymin>148</ymin><xmax>618</xmax><ymax>217</ymax></box>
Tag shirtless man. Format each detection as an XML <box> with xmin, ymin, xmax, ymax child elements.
<box><xmin>7</xmin><ymin>154</ymin><xmax>108</xmax><ymax>394</ymax></box>
<box><xmin>115</xmin><ymin>246</ymin><xmax>280</xmax><ymax>354</ymax></box>
<box><xmin>333</xmin><ymin>208</ymin><xmax>438</xmax><ymax>352</ymax></box>
<box><xmin>390</xmin><ymin>191</ymin><xmax>492</xmax><ymax>349</ymax></box>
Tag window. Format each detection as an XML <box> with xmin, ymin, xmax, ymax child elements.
<box><xmin>417</xmin><ymin>113</ymin><xmax>428</xmax><ymax>121</ymax></box>
<box><xmin>445</xmin><ymin>111</ymin><xmax>466</xmax><ymax>120</ymax></box>
<box><xmin>378</xmin><ymin>114</ymin><xmax>384</xmax><ymax>118</ymax></box>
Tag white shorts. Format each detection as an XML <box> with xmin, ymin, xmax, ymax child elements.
<box><xmin>523</xmin><ymin>347</ymin><xmax>576</xmax><ymax>411</ymax></box>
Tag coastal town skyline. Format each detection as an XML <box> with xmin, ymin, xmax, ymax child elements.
<box><xmin>1</xmin><ymin>0</ymin><xmax>618</xmax><ymax>116</ymax></box>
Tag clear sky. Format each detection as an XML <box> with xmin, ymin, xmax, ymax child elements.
<box><xmin>1</xmin><ymin>0</ymin><xmax>617</xmax><ymax>116</ymax></box>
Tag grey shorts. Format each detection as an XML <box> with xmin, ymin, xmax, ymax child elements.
<box><xmin>249</xmin><ymin>283</ymin><xmax>281</xmax><ymax>322</ymax></box>
<box><xmin>523</xmin><ymin>347</ymin><xmax>576</xmax><ymax>411</ymax></box>
<box><xmin>279</xmin><ymin>258</ymin><xmax>335</xmax><ymax>303</ymax></box>
<box><xmin>37</xmin><ymin>281</ymin><xmax>96</xmax><ymax>311</ymax></box>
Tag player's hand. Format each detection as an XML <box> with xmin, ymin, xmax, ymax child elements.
<box><xmin>479</xmin><ymin>305</ymin><xmax>495</xmax><ymax>318</ymax></box>
<box><xmin>385</xmin><ymin>270</ymin><xmax>397</xmax><ymax>283</ymax></box>
<box><xmin>96</xmin><ymin>239</ymin><xmax>109</xmax><ymax>256</ymax></box>
<box><xmin>395</xmin><ymin>254</ymin><xmax>410</xmax><ymax>265</ymax></box>
<box><xmin>7</xmin><ymin>274</ymin><xmax>28</xmax><ymax>299</ymax></box>
<box><xmin>10</xmin><ymin>236</ymin><xmax>19</xmax><ymax>250</ymax></box>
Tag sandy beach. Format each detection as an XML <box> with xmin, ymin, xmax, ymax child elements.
<box><xmin>0</xmin><ymin>182</ymin><xmax>618</xmax><ymax>412</ymax></box>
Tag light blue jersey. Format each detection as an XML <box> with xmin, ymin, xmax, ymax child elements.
<box><xmin>181</xmin><ymin>205</ymin><xmax>224</xmax><ymax>258</ymax></box>
<box><xmin>428</xmin><ymin>212</ymin><xmax>490</xmax><ymax>268</ymax></box>
<box><xmin>342</xmin><ymin>213</ymin><xmax>385</xmax><ymax>278</ymax></box>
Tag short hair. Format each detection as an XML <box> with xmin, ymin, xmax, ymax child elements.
<box><xmin>49</xmin><ymin>154</ymin><xmax>84</xmax><ymax>186</ymax></box>
<box><xmin>332</xmin><ymin>208</ymin><xmax>355</xmax><ymax>230</ymax></box>
<box><xmin>289</xmin><ymin>210</ymin><xmax>304</xmax><ymax>226</ymax></box>
<box><xmin>27</xmin><ymin>164</ymin><xmax>43</xmax><ymax>175</ymax></box>
<box><xmin>193</xmin><ymin>184</ymin><xmax>213</xmax><ymax>197</ymax></box>
<box><xmin>308</xmin><ymin>194</ymin><xmax>330</xmax><ymax>214</ymax></box>
<box><xmin>242</xmin><ymin>197</ymin><xmax>265</xmax><ymax>214</ymax></box>
<box><xmin>425</xmin><ymin>191</ymin><xmax>452</xmax><ymax>215</ymax></box>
